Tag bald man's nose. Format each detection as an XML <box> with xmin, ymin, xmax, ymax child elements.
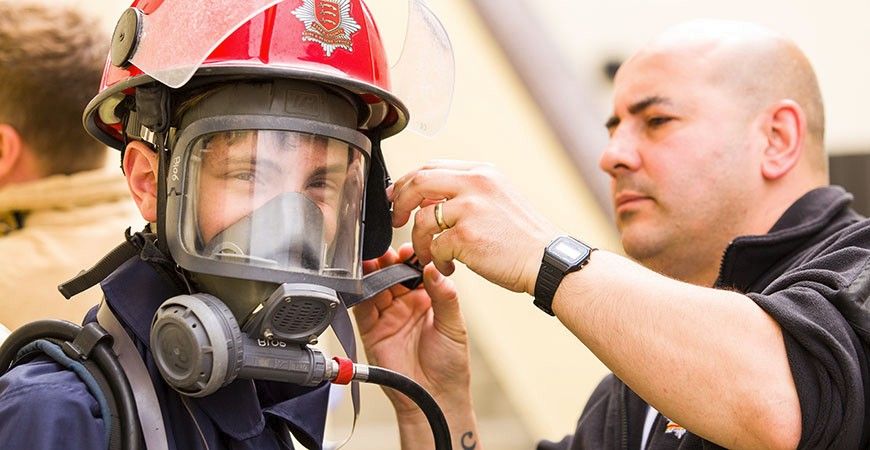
<box><xmin>599</xmin><ymin>132</ymin><xmax>642</xmax><ymax>176</ymax></box>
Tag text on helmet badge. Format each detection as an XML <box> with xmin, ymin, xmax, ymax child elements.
<box><xmin>292</xmin><ymin>0</ymin><xmax>361</xmax><ymax>57</ymax></box>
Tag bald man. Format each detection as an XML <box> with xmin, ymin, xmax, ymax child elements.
<box><xmin>354</xmin><ymin>20</ymin><xmax>870</xmax><ymax>449</ymax></box>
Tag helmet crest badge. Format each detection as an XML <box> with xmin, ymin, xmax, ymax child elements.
<box><xmin>292</xmin><ymin>0</ymin><xmax>361</xmax><ymax>57</ymax></box>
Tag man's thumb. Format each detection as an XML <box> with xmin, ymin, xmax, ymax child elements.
<box><xmin>423</xmin><ymin>264</ymin><xmax>466</xmax><ymax>339</ymax></box>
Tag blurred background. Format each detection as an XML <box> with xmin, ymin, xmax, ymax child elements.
<box><xmin>29</xmin><ymin>0</ymin><xmax>870</xmax><ymax>448</ymax></box>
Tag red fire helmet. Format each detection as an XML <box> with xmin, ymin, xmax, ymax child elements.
<box><xmin>84</xmin><ymin>0</ymin><xmax>409</xmax><ymax>150</ymax></box>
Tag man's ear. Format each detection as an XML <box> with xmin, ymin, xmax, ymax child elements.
<box><xmin>124</xmin><ymin>141</ymin><xmax>160</xmax><ymax>223</ymax></box>
<box><xmin>0</xmin><ymin>124</ymin><xmax>24</xmax><ymax>182</ymax></box>
<box><xmin>760</xmin><ymin>99</ymin><xmax>806</xmax><ymax>180</ymax></box>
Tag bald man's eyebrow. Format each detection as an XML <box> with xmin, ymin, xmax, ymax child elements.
<box><xmin>605</xmin><ymin>95</ymin><xmax>674</xmax><ymax>132</ymax></box>
<box><xmin>628</xmin><ymin>96</ymin><xmax>672</xmax><ymax>115</ymax></box>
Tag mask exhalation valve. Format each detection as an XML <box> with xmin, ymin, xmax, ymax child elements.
<box><xmin>242</xmin><ymin>283</ymin><xmax>339</xmax><ymax>345</ymax></box>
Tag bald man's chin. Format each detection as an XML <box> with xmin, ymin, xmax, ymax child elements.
<box><xmin>619</xmin><ymin>226</ymin><xmax>668</xmax><ymax>265</ymax></box>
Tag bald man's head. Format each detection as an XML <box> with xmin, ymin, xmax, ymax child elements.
<box><xmin>603</xmin><ymin>20</ymin><xmax>830</xmax><ymax>283</ymax></box>
<box><xmin>619</xmin><ymin>20</ymin><xmax>827</xmax><ymax>171</ymax></box>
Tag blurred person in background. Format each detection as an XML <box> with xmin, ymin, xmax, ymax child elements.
<box><xmin>358</xmin><ymin>20</ymin><xmax>870</xmax><ymax>450</ymax></box>
<box><xmin>0</xmin><ymin>2</ymin><xmax>140</xmax><ymax>331</ymax></box>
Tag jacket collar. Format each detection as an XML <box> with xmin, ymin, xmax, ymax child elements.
<box><xmin>716</xmin><ymin>186</ymin><xmax>855</xmax><ymax>292</ymax></box>
<box><xmin>0</xmin><ymin>168</ymin><xmax>130</xmax><ymax>215</ymax></box>
<box><xmin>100</xmin><ymin>251</ymin><xmax>328</xmax><ymax>447</ymax></box>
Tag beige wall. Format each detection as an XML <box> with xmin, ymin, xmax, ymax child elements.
<box><xmin>527</xmin><ymin>0</ymin><xmax>870</xmax><ymax>154</ymax></box>
<box><xmin>381</xmin><ymin>0</ymin><xmax>617</xmax><ymax>443</ymax></box>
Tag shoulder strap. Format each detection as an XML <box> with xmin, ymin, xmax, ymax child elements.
<box><xmin>97</xmin><ymin>303</ymin><xmax>170</xmax><ymax>450</ymax></box>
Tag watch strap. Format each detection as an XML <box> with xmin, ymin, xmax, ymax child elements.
<box><xmin>533</xmin><ymin>237</ymin><xmax>594</xmax><ymax>316</ymax></box>
<box><xmin>533</xmin><ymin>262</ymin><xmax>564</xmax><ymax>316</ymax></box>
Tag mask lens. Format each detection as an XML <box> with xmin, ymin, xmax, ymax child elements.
<box><xmin>180</xmin><ymin>130</ymin><xmax>367</xmax><ymax>279</ymax></box>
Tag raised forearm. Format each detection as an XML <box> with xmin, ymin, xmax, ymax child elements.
<box><xmin>552</xmin><ymin>250</ymin><xmax>800</xmax><ymax>449</ymax></box>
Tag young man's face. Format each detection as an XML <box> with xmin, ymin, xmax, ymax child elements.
<box><xmin>195</xmin><ymin>130</ymin><xmax>360</xmax><ymax>250</ymax></box>
<box><xmin>598</xmin><ymin>48</ymin><xmax>762</xmax><ymax>280</ymax></box>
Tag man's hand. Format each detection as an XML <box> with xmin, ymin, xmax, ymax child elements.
<box><xmin>355</xmin><ymin>244</ymin><xmax>472</xmax><ymax>418</ymax></box>
<box><xmin>387</xmin><ymin>160</ymin><xmax>560</xmax><ymax>295</ymax></box>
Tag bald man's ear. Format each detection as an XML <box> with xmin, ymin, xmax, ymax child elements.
<box><xmin>124</xmin><ymin>141</ymin><xmax>160</xmax><ymax>223</ymax></box>
<box><xmin>760</xmin><ymin>99</ymin><xmax>806</xmax><ymax>180</ymax></box>
<box><xmin>0</xmin><ymin>124</ymin><xmax>23</xmax><ymax>182</ymax></box>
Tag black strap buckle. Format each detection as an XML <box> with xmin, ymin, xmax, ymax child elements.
<box><xmin>400</xmin><ymin>254</ymin><xmax>425</xmax><ymax>290</ymax></box>
<box><xmin>61</xmin><ymin>323</ymin><xmax>114</xmax><ymax>361</ymax></box>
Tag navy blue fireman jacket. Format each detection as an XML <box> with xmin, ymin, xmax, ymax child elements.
<box><xmin>0</xmin><ymin>245</ymin><xmax>331</xmax><ymax>450</ymax></box>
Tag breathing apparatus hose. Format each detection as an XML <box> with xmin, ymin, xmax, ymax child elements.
<box><xmin>332</xmin><ymin>358</ymin><xmax>452</xmax><ymax>450</ymax></box>
<box><xmin>367</xmin><ymin>367</ymin><xmax>452</xmax><ymax>449</ymax></box>
<box><xmin>0</xmin><ymin>320</ymin><xmax>143</xmax><ymax>450</ymax></box>
<box><xmin>0</xmin><ymin>320</ymin><xmax>451</xmax><ymax>449</ymax></box>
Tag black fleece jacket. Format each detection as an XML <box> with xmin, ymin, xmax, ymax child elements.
<box><xmin>538</xmin><ymin>186</ymin><xmax>870</xmax><ymax>450</ymax></box>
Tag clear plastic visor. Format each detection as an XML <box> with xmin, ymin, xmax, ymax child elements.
<box><xmin>180</xmin><ymin>130</ymin><xmax>367</xmax><ymax>279</ymax></box>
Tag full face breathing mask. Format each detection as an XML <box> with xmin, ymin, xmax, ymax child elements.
<box><xmin>145</xmin><ymin>80</ymin><xmax>422</xmax><ymax>396</ymax></box>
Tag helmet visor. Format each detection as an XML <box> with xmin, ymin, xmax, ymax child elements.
<box><xmin>130</xmin><ymin>0</ymin><xmax>284</xmax><ymax>88</ymax></box>
<box><xmin>179</xmin><ymin>129</ymin><xmax>367</xmax><ymax>279</ymax></box>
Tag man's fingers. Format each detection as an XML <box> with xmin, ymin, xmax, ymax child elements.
<box><xmin>389</xmin><ymin>160</ymin><xmax>492</xmax><ymax>196</ymax></box>
<box><xmin>397</xmin><ymin>243</ymin><xmax>416</xmax><ymax>262</ymax></box>
<box><xmin>431</xmin><ymin>231</ymin><xmax>458</xmax><ymax>276</ymax></box>
<box><xmin>423</xmin><ymin>264</ymin><xmax>462</xmax><ymax>328</ymax></box>
<box><xmin>419</xmin><ymin>159</ymin><xmax>493</xmax><ymax>172</ymax></box>
<box><xmin>423</xmin><ymin>264</ymin><xmax>465</xmax><ymax>341</ymax></box>
<box><xmin>352</xmin><ymin>296</ymin><xmax>379</xmax><ymax>332</ymax></box>
<box><xmin>411</xmin><ymin>200</ymin><xmax>460</xmax><ymax>266</ymax></box>
<box><xmin>376</xmin><ymin>246</ymin><xmax>401</xmax><ymax>269</ymax></box>
<box><xmin>411</xmin><ymin>205</ymin><xmax>438</xmax><ymax>264</ymax></box>
<box><xmin>390</xmin><ymin>169</ymin><xmax>463</xmax><ymax>227</ymax></box>
<box><xmin>362</xmin><ymin>258</ymin><xmax>380</xmax><ymax>275</ymax></box>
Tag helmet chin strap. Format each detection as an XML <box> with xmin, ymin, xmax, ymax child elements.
<box><xmin>155</xmin><ymin>134</ymin><xmax>173</xmax><ymax>257</ymax></box>
<box><xmin>132</xmin><ymin>83</ymin><xmax>175</xmax><ymax>256</ymax></box>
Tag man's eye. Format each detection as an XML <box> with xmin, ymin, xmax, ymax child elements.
<box><xmin>307</xmin><ymin>178</ymin><xmax>328</xmax><ymax>189</ymax></box>
<box><xmin>647</xmin><ymin>117</ymin><xmax>672</xmax><ymax>128</ymax></box>
<box><xmin>228</xmin><ymin>171</ymin><xmax>255</xmax><ymax>182</ymax></box>
<box><xmin>307</xmin><ymin>178</ymin><xmax>341</xmax><ymax>193</ymax></box>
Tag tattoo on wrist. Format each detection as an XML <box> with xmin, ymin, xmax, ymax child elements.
<box><xmin>461</xmin><ymin>431</ymin><xmax>477</xmax><ymax>450</ymax></box>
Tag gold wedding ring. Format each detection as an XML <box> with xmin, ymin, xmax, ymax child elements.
<box><xmin>434</xmin><ymin>202</ymin><xmax>450</xmax><ymax>231</ymax></box>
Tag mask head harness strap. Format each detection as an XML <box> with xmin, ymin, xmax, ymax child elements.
<box><xmin>361</xmin><ymin>130</ymin><xmax>393</xmax><ymax>260</ymax></box>
<box><xmin>131</xmin><ymin>84</ymin><xmax>174</xmax><ymax>256</ymax></box>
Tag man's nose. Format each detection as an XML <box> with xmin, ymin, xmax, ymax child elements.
<box><xmin>279</xmin><ymin>175</ymin><xmax>306</xmax><ymax>194</ymax></box>
<box><xmin>599</xmin><ymin>130</ymin><xmax>642</xmax><ymax>177</ymax></box>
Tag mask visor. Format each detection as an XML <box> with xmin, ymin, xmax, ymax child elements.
<box><xmin>179</xmin><ymin>128</ymin><xmax>368</xmax><ymax>280</ymax></box>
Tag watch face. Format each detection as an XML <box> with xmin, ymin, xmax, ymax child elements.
<box><xmin>549</xmin><ymin>237</ymin><xmax>590</xmax><ymax>265</ymax></box>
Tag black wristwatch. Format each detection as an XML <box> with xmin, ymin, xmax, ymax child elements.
<box><xmin>533</xmin><ymin>236</ymin><xmax>594</xmax><ymax>316</ymax></box>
